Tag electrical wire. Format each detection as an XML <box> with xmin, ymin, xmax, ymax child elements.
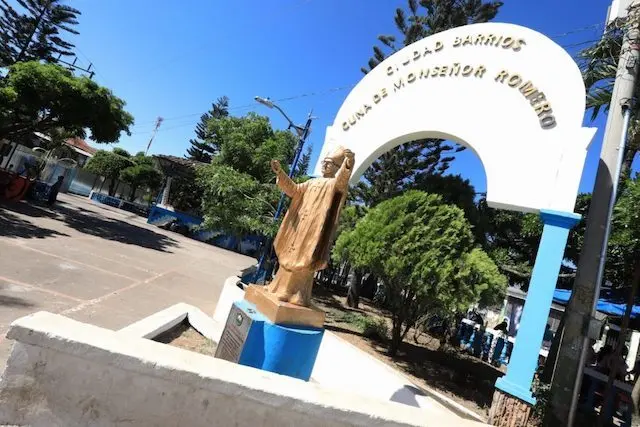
<box><xmin>117</xmin><ymin>22</ymin><xmax>611</xmax><ymax>134</ymax></box>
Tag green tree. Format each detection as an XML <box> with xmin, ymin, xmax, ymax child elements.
<box><xmin>85</xmin><ymin>149</ymin><xmax>133</xmax><ymax>197</ymax></box>
<box><xmin>170</xmin><ymin>173</ymin><xmax>203</xmax><ymax>214</ymax></box>
<box><xmin>112</xmin><ymin>147</ymin><xmax>131</xmax><ymax>158</ymax></box>
<box><xmin>412</xmin><ymin>173</ymin><xmax>483</xmax><ymax>240</ymax></box>
<box><xmin>0</xmin><ymin>0</ymin><xmax>80</xmax><ymax>66</ymax></box>
<box><xmin>577</xmin><ymin>20</ymin><xmax>639</xmax><ymax>177</ymax></box>
<box><xmin>198</xmin><ymin>165</ymin><xmax>280</xmax><ymax>245</ymax></box>
<box><xmin>0</xmin><ymin>61</ymin><xmax>134</xmax><ymax>144</ymax></box>
<box><xmin>356</xmin><ymin>0</ymin><xmax>503</xmax><ymax>208</ymax></box>
<box><xmin>197</xmin><ymin>113</ymin><xmax>297</xmax><ymax>240</ymax></box>
<box><xmin>334</xmin><ymin>191</ymin><xmax>505</xmax><ymax>355</ymax></box>
<box><xmin>294</xmin><ymin>145</ymin><xmax>312</xmax><ymax>178</ymax></box>
<box><xmin>336</xmin><ymin>204</ymin><xmax>369</xmax><ymax>308</ymax></box>
<box><xmin>478</xmin><ymin>203</ymin><xmax>543</xmax><ymax>289</ymax></box>
<box><xmin>185</xmin><ymin>96</ymin><xmax>229</xmax><ymax>163</ymax></box>
<box><xmin>119</xmin><ymin>153</ymin><xmax>163</xmax><ymax>202</ymax></box>
<box><xmin>205</xmin><ymin>112</ymin><xmax>297</xmax><ymax>181</ymax></box>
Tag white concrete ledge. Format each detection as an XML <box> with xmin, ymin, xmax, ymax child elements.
<box><xmin>215</xmin><ymin>276</ymin><xmax>486</xmax><ymax>423</ymax></box>
<box><xmin>119</xmin><ymin>302</ymin><xmax>222</xmax><ymax>342</ymax></box>
<box><xmin>213</xmin><ymin>275</ymin><xmax>244</xmax><ymax>323</ymax></box>
<box><xmin>0</xmin><ymin>312</ymin><xmax>486</xmax><ymax>427</ymax></box>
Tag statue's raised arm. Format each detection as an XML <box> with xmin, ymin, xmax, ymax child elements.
<box><xmin>271</xmin><ymin>159</ymin><xmax>301</xmax><ymax>198</ymax></box>
<box><xmin>335</xmin><ymin>149</ymin><xmax>354</xmax><ymax>188</ymax></box>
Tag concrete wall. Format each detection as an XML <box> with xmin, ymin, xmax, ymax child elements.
<box><xmin>0</xmin><ymin>311</ymin><xmax>484</xmax><ymax>427</ymax></box>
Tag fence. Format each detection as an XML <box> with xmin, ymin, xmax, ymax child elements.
<box><xmin>89</xmin><ymin>191</ymin><xmax>150</xmax><ymax>217</ymax></box>
<box><xmin>68</xmin><ymin>167</ymin><xmax>155</xmax><ymax>208</ymax></box>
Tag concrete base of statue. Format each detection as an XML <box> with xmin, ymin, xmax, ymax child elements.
<box><xmin>215</xmin><ymin>297</ymin><xmax>324</xmax><ymax>381</ymax></box>
<box><xmin>244</xmin><ymin>284</ymin><xmax>325</xmax><ymax>328</ymax></box>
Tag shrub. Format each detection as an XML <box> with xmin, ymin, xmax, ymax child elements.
<box><xmin>362</xmin><ymin>317</ymin><xmax>388</xmax><ymax>342</ymax></box>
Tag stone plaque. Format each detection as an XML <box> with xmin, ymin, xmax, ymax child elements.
<box><xmin>215</xmin><ymin>303</ymin><xmax>252</xmax><ymax>363</ymax></box>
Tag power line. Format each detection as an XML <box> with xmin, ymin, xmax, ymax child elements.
<box><xmin>129</xmin><ymin>84</ymin><xmax>355</xmax><ymax>133</ymax></box>
<box><xmin>549</xmin><ymin>22</ymin><xmax>604</xmax><ymax>39</ymax></box>
<box><xmin>561</xmin><ymin>38</ymin><xmax>604</xmax><ymax>49</ymax></box>
<box><xmin>74</xmin><ymin>47</ymin><xmax>108</xmax><ymax>84</ymax></box>
<box><xmin>128</xmin><ymin>23</ymin><xmax>605</xmax><ymax>133</ymax></box>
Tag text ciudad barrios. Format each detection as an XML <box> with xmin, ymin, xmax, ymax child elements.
<box><xmin>341</xmin><ymin>33</ymin><xmax>557</xmax><ymax>132</ymax></box>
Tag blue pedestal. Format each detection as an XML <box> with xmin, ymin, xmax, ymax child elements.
<box><xmin>220</xmin><ymin>299</ymin><xmax>324</xmax><ymax>381</ymax></box>
<box><xmin>495</xmin><ymin>209</ymin><xmax>580</xmax><ymax>404</ymax></box>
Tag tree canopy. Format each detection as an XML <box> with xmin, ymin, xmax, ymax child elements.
<box><xmin>119</xmin><ymin>152</ymin><xmax>163</xmax><ymax>202</ymax></box>
<box><xmin>197</xmin><ymin>112</ymin><xmax>298</xmax><ymax>240</ymax></box>
<box><xmin>0</xmin><ymin>61</ymin><xmax>134</xmax><ymax>144</ymax></box>
<box><xmin>186</xmin><ymin>96</ymin><xmax>229</xmax><ymax>163</ymax></box>
<box><xmin>85</xmin><ymin>148</ymin><xmax>133</xmax><ymax>197</ymax></box>
<box><xmin>362</xmin><ymin>0</ymin><xmax>503</xmax><ymax>74</ymax></box>
<box><xmin>0</xmin><ymin>0</ymin><xmax>80</xmax><ymax>66</ymax></box>
<box><xmin>334</xmin><ymin>191</ymin><xmax>506</xmax><ymax>355</ymax></box>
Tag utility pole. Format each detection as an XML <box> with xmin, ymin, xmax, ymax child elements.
<box><xmin>145</xmin><ymin>117</ymin><xmax>164</xmax><ymax>156</ymax></box>
<box><xmin>548</xmin><ymin>1</ymin><xmax>640</xmax><ymax>425</ymax></box>
<box><xmin>56</xmin><ymin>54</ymin><xmax>96</xmax><ymax>79</ymax></box>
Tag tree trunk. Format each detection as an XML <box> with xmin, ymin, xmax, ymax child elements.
<box><xmin>91</xmin><ymin>175</ymin><xmax>99</xmax><ymax>191</ymax></box>
<box><xmin>541</xmin><ymin>308</ymin><xmax>567</xmax><ymax>383</ymax></box>
<box><xmin>598</xmin><ymin>259</ymin><xmax>640</xmax><ymax>427</ymax></box>
<box><xmin>339</xmin><ymin>262</ymin><xmax>350</xmax><ymax>288</ymax></box>
<box><xmin>15</xmin><ymin>1</ymin><xmax>49</xmax><ymax>64</ymax></box>
<box><xmin>129</xmin><ymin>185</ymin><xmax>138</xmax><ymax>202</ymax></box>
<box><xmin>488</xmin><ymin>389</ymin><xmax>532</xmax><ymax>427</ymax></box>
<box><xmin>347</xmin><ymin>268</ymin><xmax>362</xmax><ymax>309</ymax></box>
<box><xmin>389</xmin><ymin>317</ymin><xmax>402</xmax><ymax>356</ymax></box>
<box><xmin>108</xmin><ymin>179</ymin><xmax>117</xmax><ymax>197</ymax></box>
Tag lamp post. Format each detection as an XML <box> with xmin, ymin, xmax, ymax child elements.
<box><xmin>249</xmin><ymin>97</ymin><xmax>313</xmax><ymax>284</ymax></box>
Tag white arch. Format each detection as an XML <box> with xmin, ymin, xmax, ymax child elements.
<box><xmin>314</xmin><ymin>22</ymin><xmax>596</xmax><ymax>213</ymax></box>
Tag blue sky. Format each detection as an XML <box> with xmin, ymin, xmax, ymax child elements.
<box><xmin>69</xmin><ymin>0</ymin><xmax>614</xmax><ymax>194</ymax></box>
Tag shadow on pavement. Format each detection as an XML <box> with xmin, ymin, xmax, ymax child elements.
<box><xmin>0</xmin><ymin>294</ymin><xmax>35</xmax><ymax>308</ymax></box>
<box><xmin>376</xmin><ymin>339</ymin><xmax>503</xmax><ymax>411</ymax></box>
<box><xmin>0</xmin><ymin>204</ymin><xmax>69</xmax><ymax>240</ymax></box>
<box><xmin>0</xmin><ymin>200</ymin><xmax>179</xmax><ymax>252</ymax></box>
<box><xmin>390</xmin><ymin>384</ymin><xmax>427</xmax><ymax>408</ymax></box>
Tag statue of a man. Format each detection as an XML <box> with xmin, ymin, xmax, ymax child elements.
<box><xmin>266</xmin><ymin>146</ymin><xmax>354</xmax><ymax>307</ymax></box>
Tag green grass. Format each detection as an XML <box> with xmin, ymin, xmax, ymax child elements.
<box><xmin>336</xmin><ymin>312</ymin><xmax>388</xmax><ymax>341</ymax></box>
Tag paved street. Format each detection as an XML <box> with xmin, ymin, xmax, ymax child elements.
<box><xmin>0</xmin><ymin>193</ymin><xmax>254</xmax><ymax>370</ymax></box>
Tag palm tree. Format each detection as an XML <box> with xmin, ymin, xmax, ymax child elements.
<box><xmin>578</xmin><ymin>20</ymin><xmax>640</xmax><ymax>177</ymax></box>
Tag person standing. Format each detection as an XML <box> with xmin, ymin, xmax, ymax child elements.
<box><xmin>47</xmin><ymin>176</ymin><xmax>64</xmax><ymax>207</ymax></box>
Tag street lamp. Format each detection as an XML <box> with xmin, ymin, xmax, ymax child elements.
<box><xmin>245</xmin><ymin>96</ymin><xmax>314</xmax><ymax>285</ymax></box>
<box><xmin>254</xmin><ymin>97</ymin><xmax>306</xmax><ymax>137</ymax></box>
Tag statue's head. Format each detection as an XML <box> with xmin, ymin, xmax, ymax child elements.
<box><xmin>321</xmin><ymin>146</ymin><xmax>346</xmax><ymax>178</ymax></box>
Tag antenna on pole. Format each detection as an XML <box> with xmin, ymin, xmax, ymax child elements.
<box><xmin>145</xmin><ymin>117</ymin><xmax>164</xmax><ymax>156</ymax></box>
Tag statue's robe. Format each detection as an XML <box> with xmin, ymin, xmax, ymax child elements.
<box><xmin>273</xmin><ymin>161</ymin><xmax>351</xmax><ymax>272</ymax></box>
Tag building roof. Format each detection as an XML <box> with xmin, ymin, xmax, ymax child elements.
<box><xmin>64</xmin><ymin>137</ymin><xmax>97</xmax><ymax>156</ymax></box>
<box><xmin>153</xmin><ymin>155</ymin><xmax>205</xmax><ymax>177</ymax></box>
<box><xmin>507</xmin><ymin>286</ymin><xmax>565</xmax><ymax>313</ymax></box>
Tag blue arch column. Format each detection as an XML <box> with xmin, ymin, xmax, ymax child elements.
<box><xmin>495</xmin><ymin>209</ymin><xmax>581</xmax><ymax>404</ymax></box>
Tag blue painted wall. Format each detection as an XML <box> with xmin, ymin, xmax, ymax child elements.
<box><xmin>147</xmin><ymin>205</ymin><xmax>262</xmax><ymax>257</ymax></box>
